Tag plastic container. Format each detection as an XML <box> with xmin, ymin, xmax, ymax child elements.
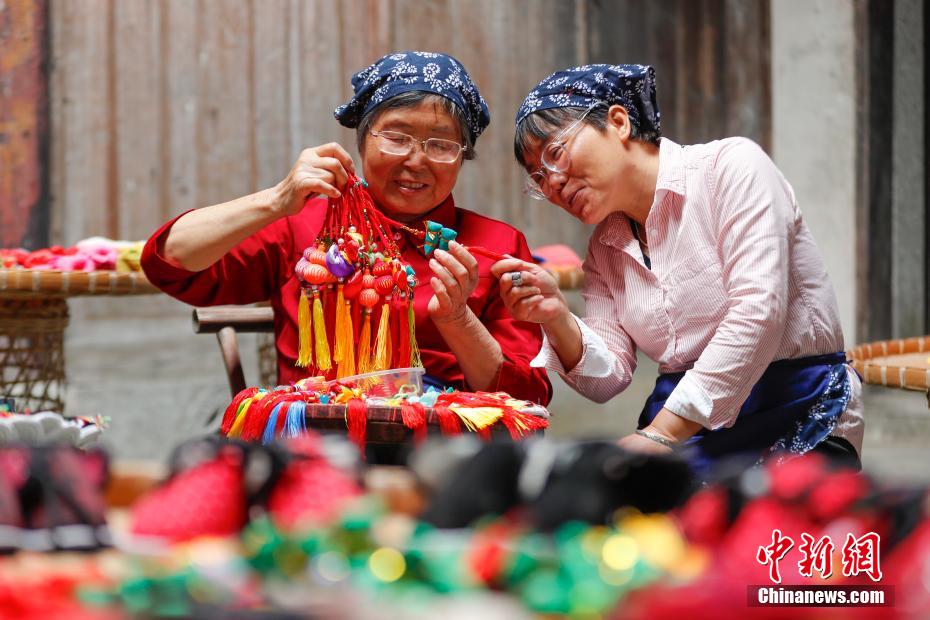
<box><xmin>338</xmin><ymin>367</ymin><xmax>425</xmax><ymax>397</ymax></box>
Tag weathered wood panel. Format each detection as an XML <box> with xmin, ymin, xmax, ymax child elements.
<box><xmin>593</xmin><ymin>0</ymin><xmax>771</xmax><ymax>150</ymax></box>
<box><xmin>162</xmin><ymin>0</ymin><xmax>200</xmax><ymax>221</ymax></box>
<box><xmin>114</xmin><ymin>0</ymin><xmax>164</xmax><ymax>240</ymax></box>
<box><xmin>0</xmin><ymin>0</ymin><xmax>49</xmax><ymax>249</ymax></box>
<box><xmin>50</xmin><ymin>0</ymin><xmax>112</xmax><ymax>245</ymax></box>
<box><xmin>251</xmin><ymin>0</ymin><xmax>291</xmax><ymax>191</ymax></box>
<box><xmin>197</xmin><ymin>0</ymin><xmax>253</xmax><ymax>209</ymax></box>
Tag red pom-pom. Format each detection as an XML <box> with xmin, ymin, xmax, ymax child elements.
<box><xmin>359</xmin><ymin>288</ymin><xmax>380</xmax><ymax>309</ymax></box>
<box><xmin>308</xmin><ymin>248</ymin><xmax>327</xmax><ymax>266</ymax></box>
<box><xmin>375</xmin><ymin>275</ymin><xmax>395</xmax><ymax>295</ymax></box>
<box><xmin>302</xmin><ymin>263</ymin><xmax>330</xmax><ymax>286</ymax></box>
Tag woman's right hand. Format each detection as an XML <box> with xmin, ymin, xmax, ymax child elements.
<box><xmin>490</xmin><ymin>257</ymin><xmax>569</xmax><ymax>325</ymax></box>
<box><xmin>273</xmin><ymin>143</ymin><xmax>357</xmax><ymax>216</ymax></box>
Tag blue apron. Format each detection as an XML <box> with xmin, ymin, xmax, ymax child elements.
<box><xmin>638</xmin><ymin>352</ymin><xmax>852</xmax><ymax>475</ymax></box>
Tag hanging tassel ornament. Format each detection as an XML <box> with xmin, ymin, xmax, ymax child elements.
<box><xmin>397</xmin><ymin>297</ymin><xmax>411</xmax><ymax>371</ymax></box>
<box><xmin>294</xmin><ymin>175</ymin><xmax>424</xmax><ymax>377</ymax></box>
<box><xmin>337</xmin><ymin>270</ymin><xmax>363</xmax><ymax>378</ymax></box>
<box><xmin>327</xmin><ymin>241</ymin><xmax>355</xmax><ymax>379</ymax></box>
<box><xmin>297</xmin><ymin>288</ymin><xmax>313</xmax><ymax>368</ymax></box>
<box><xmin>373</xmin><ymin>299</ymin><xmax>392</xmax><ymax>371</ymax></box>
<box><xmin>311</xmin><ymin>287</ymin><xmax>331</xmax><ymax>372</ymax></box>
<box><xmin>372</xmin><ymin>265</ymin><xmax>395</xmax><ymax>371</ymax></box>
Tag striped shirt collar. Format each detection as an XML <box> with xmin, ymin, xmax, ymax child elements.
<box><xmin>598</xmin><ymin>137</ymin><xmax>685</xmax><ymax>252</ymax></box>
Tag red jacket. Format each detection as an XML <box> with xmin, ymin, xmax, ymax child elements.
<box><xmin>141</xmin><ymin>196</ymin><xmax>552</xmax><ymax>404</ymax></box>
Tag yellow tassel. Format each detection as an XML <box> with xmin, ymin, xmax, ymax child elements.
<box><xmin>297</xmin><ymin>289</ymin><xmax>313</xmax><ymax>368</ymax></box>
<box><xmin>450</xmin><ymin>406</ymin><xmax>503</xmax><ymax>432</ymax></box>
<box><xmin>407</xmin><ymin>297</ymin><xmax>422</xmax><ymax>368</ymax></box>
<box><xmin>373</xmin><ymin>302</ymin><xmax>392</xmax><ymax>371</ymax></box>
<box><xmin>333</xmin><ymin>284</ymin><xmax>346</xmax><ymax>365</ymax></box>
<box><xmin>337</xmin><ymin>299</ymin><xmax>356</xmax><ymax>378</ymax></box>
<box><xmin>312</xmin><ymin>289</ymin><xmax>331</xmax><ymax>371</ymax></box>
<box><xmin>357</xmin><ymin>313</ymin><xmax>372</xmax><ymax>374</ymax></box>
<box><xmin>228</xmin><ymin>397</ymin><xmax>255</xmax><ymax>438</ymax></box>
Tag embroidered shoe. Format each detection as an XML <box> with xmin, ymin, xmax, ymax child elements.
<box><xmin>130</xmin><ymin>437</ymin><xmax>284</xmax><ymax>542</ymax></box>
<box><xmin>264</xmin><ymin>435</ymin><xmax>362</xmax><ymax>530</ymax></box>
<box><xmin>3</xmin><ymin>445</ymin><xmax>111</xmax><ymax>552</ymax></box>
<box><xmin>0</xmin><ymin>447</ymin><xmax>28</xmax><ymax>552</ymax></box>
<box><xmin>130</xmin><ymin>445</ymin><xmax>248</xmax><ymax>542</ymax></box>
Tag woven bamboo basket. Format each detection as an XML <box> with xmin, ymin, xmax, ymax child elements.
<box><xmin>847</xmin><ymin>336</ymin><xmax>930</xmax><ymax>402</ymax></box>
<box><xmin>0</xmin><ymin>268</ymin><xmax>158</xmax><ymax>298</ymax></box>
<box><xmin>0</xmin><ymin>269</ymin><xmax>159</xmax><ymax>411</ymax></box>
<box><xmin>0</xmin><ymin>298</ymin><xmax>68</xmax><ymax>411</ymax></box>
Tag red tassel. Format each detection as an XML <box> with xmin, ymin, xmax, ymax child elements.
<box><xmin>476</xmin><ymin>426</ymin><xmax>492</xmax><ymax>441</ymax></box>
<box><xmin>274</xmin><ymin>398</ymin><xmax>297</xmax><ymax>437</ymax></box>
<box><xmin>221</xmin><ymin>387</ymin><xmax>259</xmax><ymax>435</ymax></box>
<box><xmin>397</xmin><ymin>297</ymin><xmax>411</xmax><ymax>369</ymax></box>
<box><xmin>434</xmin><ymin>405</ymin><xmax>461</xmax><ymax>436</ymax></box>
<box><xmin>240</xmin><ymin>395</ymin><xmax>273</xmax><ymax>442</ymax></box>
<box><xmin>500</xmin><ymin>410</ymin><xmax>549</xmax><ymax>440</ymax></box>
<box><xmin>275</xmin><ymin>396</ymin><xmax>301</xmax><ymax>436</ymax></box>
<box><xmin>401</xmin><ymin>401</ymin><xmax>427</xmax><ymax>444</ymax></box>
<box><xmin>499</xmin><ymin>411</ymin><xmax>522</xmax><ymax>441</ymax></box>
<box><xmin>346</xmin><ymin>398</ymin><xmax>367</xmax><ymax>456</ymax></box>
<box><xmin>519</xmin><ymin>410</ymin><xmax>549</xmax><ymax>433</ymax></box>
<box><xmin>241</xmin><ymin>390</ymin><xmax>292</xmax><ymax>442</ymax></box>
<box><xmin>351</xmin><ymin>302</ymin><xmax>362</xmax><ymax>348</ymax></box>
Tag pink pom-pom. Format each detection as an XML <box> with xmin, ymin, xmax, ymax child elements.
<box><xmin>76</xmin><ymin>239</ymin><xmax>118</xmax><ymax>269</ymax></box>
<box><xmin>88</xmin><ymin>246</ymin><xmax>117</xmax><ymax>269</ymax></box>
<box><xmin>53</xmin><ymin>252</ymin><xmax>95</xmax><ymax>272</ymax></box>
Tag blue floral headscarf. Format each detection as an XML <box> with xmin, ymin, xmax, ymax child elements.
<box><xmin>334</xmin><ymin>51</ymin><xmax>491</xmax><ymax>144</ymax></box>
<box><xmin>515</xmin><ymin>64</ymin><xmax>661</xmax><ymax>136</ymax></box>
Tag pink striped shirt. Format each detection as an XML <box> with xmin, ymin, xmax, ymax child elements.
<box><xmin>532</xmin><ymin>137</ymin><xmax>863</xmax><ymax>453</ymax></box>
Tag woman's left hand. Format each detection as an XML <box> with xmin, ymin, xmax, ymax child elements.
<box><xmin>617</xmin><ymin>431</ymin><xmax>674</xmax><ymax>455</ymax></box>
<box><xmin>428</xmin><ymin>240</ymin><xmax>480</xmax><ymax>324</ymax></box>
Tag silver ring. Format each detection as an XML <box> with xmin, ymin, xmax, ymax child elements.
<box><xmin>510</xmin><ymin>272</ymin><xmax>523</xmax><ymax>287</ymax></box>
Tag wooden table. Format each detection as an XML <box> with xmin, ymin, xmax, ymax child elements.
<box><xmin>0</xmin><ymin>269</ymin><xmax>159</xmax><ymax>411</ymax></box>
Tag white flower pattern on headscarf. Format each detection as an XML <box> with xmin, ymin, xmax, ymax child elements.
<box><xmin>515</xmin><ymin>64</ymin><xmax>661</xmax><ymax>137</ymax></box>
<box><xmin>335</xmin><ymin>51</ymin><xmax>491</xmax><ymax>142</ymax></box>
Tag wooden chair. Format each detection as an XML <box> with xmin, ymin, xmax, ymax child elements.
<box><xmin>193</xmin><ymin>305</ymin><xmax>274</xmax><ymax>397</ymax></box>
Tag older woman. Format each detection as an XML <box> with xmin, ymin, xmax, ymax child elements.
<box><xmin>142</xmin><ymin>51</ymin><xmax>551</xmax><ymax>404</ymax></box>
<box><xmin>492</xmin><ymin>64</ymin><xmax>862</xmax><ymax>473</ymax></box>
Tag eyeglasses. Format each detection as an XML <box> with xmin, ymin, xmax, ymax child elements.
<box><xmin>369</xmin><ymin>129</ymin><xmax>466</xmax><ymax>163</ymax></box>
<box><xmin>523</xmin><ymin>104</ymin><xmax>602</xmax><ymax>200</ymax></box>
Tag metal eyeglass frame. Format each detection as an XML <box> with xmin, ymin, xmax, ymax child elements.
<box><xmin>523</xmin><ymin>103</ymin><xmax>603</xmax><ymax>200</ymax></box>
<box><xmin>369</xmin><ymin>129</ymin><xmax>466</xmax><ymax>163</ymax></box>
